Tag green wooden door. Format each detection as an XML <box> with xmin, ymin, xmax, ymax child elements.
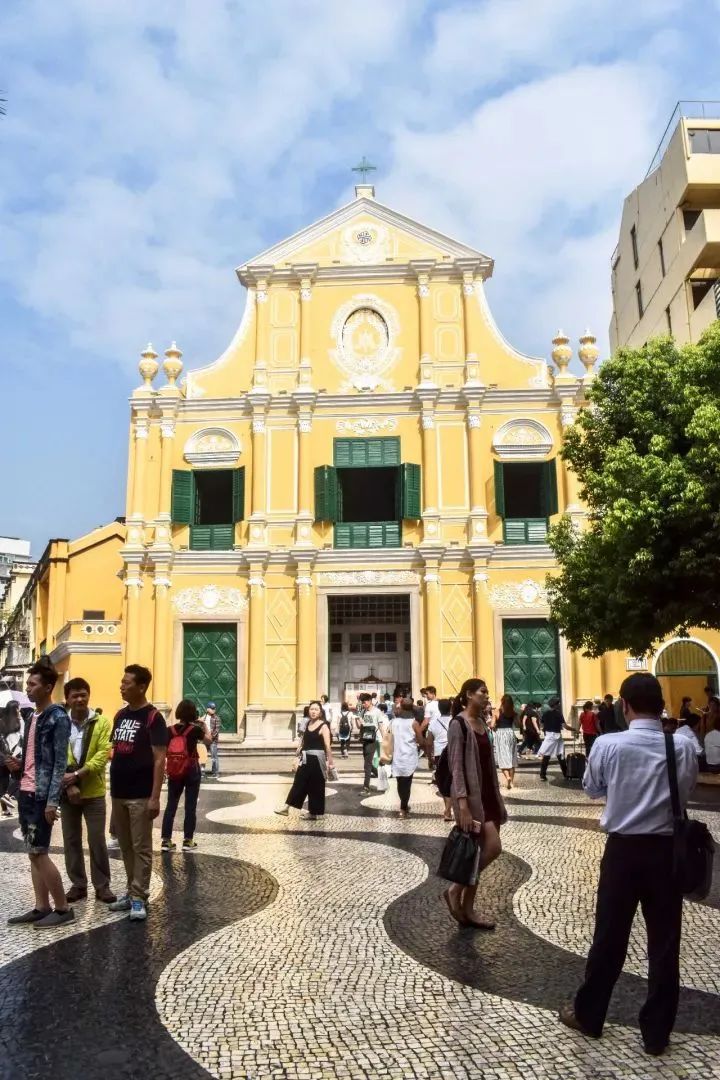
<box><xmin>502</xmin><ymin>618</ymin><xmax>559</xmax><ymax>707</ymax></box>
<box><xmin>183</xmin><ymin>624</ymin><xmax>237</xmax><ymax>733</ymax></box>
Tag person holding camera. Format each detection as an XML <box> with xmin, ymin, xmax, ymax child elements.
<box><xmin>60</xmin><ymin>677</ymin><xmax>115</xmax><ymax>904</ymax></box>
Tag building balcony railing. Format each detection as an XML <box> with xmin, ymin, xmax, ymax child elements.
<box><xmin>502</xmin><ymin>518</ymin><xmax>549</xmax><ymax>545</ymax></box>
<box><xmin>646</xmin><ymin>100</ymin><xmax>720</xmax><ymax>176</ymax></box>
<box><xmin>55</xmin><ymin>620</ymin><xmax>121</xmax><ymax>645</ymax></box>
<box><xmin>334</xmin><ymin>521</ymin><xmax>402</xmax><ymax>549</ymax></box>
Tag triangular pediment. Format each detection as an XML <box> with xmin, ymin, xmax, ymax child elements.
<box><xmin>237</xmin><ymin>196</ymin><xmax>493</xmax><ymax>282</ymax></box>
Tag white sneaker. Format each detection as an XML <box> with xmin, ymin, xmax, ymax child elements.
<box><xmin>274</xmin><ymin>805</ymin><xmax>289</xmax><ymax>816</ymax></box>
<box><xmin>129</xmin><ymin>899</ymin><xmax>147</xmax><ymax>921</ymax></box>
<box><xmin>107</xmin><ymin>837</ymin><xmax>120</xmax><ymax>850</ymax></box>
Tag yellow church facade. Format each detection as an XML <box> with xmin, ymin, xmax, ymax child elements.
<box><xmin>112</xmin><ymin>184</ymin><xmax>719</xmax><ymax>739</ymax></box>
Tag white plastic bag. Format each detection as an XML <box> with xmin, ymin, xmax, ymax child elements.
<box><xmin>376</xmin><ymin>764</ymin><xmax>390</xmax><ymax>793</ymax></box>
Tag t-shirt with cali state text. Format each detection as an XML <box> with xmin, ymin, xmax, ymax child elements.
<box><xmin>110</xmin><ymin>704</ymin><xmax>168</xmax><ymax>799</ymax></box>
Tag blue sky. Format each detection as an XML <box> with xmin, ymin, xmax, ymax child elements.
<box><xmin>1</xmin><ymin>0</ymin><xmax>718</xmax><ymax>556</ymax></box>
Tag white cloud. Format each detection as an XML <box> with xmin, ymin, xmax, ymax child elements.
<box><xmin>380</xmin><ymin>60</ymin><xmax>667</xmax><ymax>357</ymax></box>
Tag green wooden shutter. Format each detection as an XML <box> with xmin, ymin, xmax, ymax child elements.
<box><xmin>334</xmin><ymin>439</ymin><xmax>353</xmax><ymax>467</ymax></box>
<box><xmin>493</xmin><ymin>460</ymin><xmax>505</xmax><ymax>517</ymax></box>
<box><xmin>232</xmin><ymin>467</ymin><xmax>245</xmax><ymax>522</ymax></box>
<box><xmin>333</xmin><ymin>436</ymin><xmax>400</xmax><ymax>468</ymax></box>
<box><xmin>314</xmin><ymin>465</ymin><xmax>338</xmax><ymax>522</ymax></box>
<box><xmin>171</xmin><ymin>470</ymin><xmax>194</xmax><ymax>524</ymax></box>
<box><xmin>400</xmin><ymin>463</ymin><xmax>421</xmax><ymax>519</ymax></box>
<box><xmin>541</xmin><ymin>459</ymin><xmax>559</xmax><ymax>516</ymax></box>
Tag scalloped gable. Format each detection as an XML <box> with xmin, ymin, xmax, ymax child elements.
<box><xmin>236</xmin><ymin>196</ymin><xmax>494</xmax><ymax>279</ymax></box>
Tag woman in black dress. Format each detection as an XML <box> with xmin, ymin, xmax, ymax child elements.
<box><xmin>275</xmin><ymin>700</ymin><xmax>334</xmax><ymax>821</ymax></box>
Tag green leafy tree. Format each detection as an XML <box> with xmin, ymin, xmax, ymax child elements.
<box><xmin>547</xmin><ymin>323</ymin><xmax>720</xmax><ymax>657</ymax></box>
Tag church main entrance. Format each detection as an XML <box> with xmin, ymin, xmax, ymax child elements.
<box><xmin>327</xmin><ymin>594</ymin><xmax>411</xmax><ymax>704</ymax></box>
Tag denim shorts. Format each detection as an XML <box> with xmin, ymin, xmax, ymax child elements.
<box><xmin>18</xmin><ymin>791</ymin><xmax>53</xmax><ymax>854</ymax></box>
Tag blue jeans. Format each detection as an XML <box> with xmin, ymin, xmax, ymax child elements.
<box><xmin>161</xmin><ymin>769</ymin><xmax>201</xmax><ymax>841</ymax></box>
<box><xmin>210</xmin><ymin>741</ymin><xmax>220</xmax><ymax>777</ymax></box>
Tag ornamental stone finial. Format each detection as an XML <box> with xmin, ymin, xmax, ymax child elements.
<box><xmin>138</xmin><ymin>343</ymin><xmax>159</xmax><ymax>387</ymax></box>
<box><xmin>163</xmin><ymin>341</ymin><xmax>183</xmax><ymax>386</ymax></box>
<box><xmin>551</xmin><ymin>330</ymin><xmax>572</xmax><ymax>374</ymax></box>
<box><xmin>578</xmin><ymin>329</ymin><xmax>599</xmax><ymax>377</ymax></box>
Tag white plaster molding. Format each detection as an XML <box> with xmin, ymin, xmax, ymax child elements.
<box><xmin>298</xmin><ymin>418</ymin><xmax>313</xmax><ymax>434</ymax></box>
<box><xmin>318</xmin><ymin>570</ymin><xmax>418</xmax><ymax>587</ymax></box>
<box><xmin>296</xmin><ymin>575</ymin><xmax>313</xmax><ymax>589</ymax></box>
<box><xmin>424</xmin><ymin>572</ymin><xmax>440</xmax><ymax>584</ymax></box>
<box><xmin>560</xmin><ymin>406</ymin><xmax>577</xmax><ymax>429</ymax></box>
<box><xmin>467</xmin><ymin>414</ymin><xmax>482</xmax><ymax>429</ymax></box>
<box><xmin>135</xmin><ymin>421</ymin><xmax>149</xmax><ymax>440</ymax></box>
<box><xmin>160</xmin><ymin>420</ymin><xmax>176</xmax><ymax>439</ymax></box>
<box><xmin>474</xmin><ymin>281</ymin><xmax>549</xmax><ymax>388</ymax></box>
<box><xmin>300</xmin><ymin>288</ymin><xmax>312</xmax><ymax>302</ymax></box>
<box><xmin>417</xmin><ymin>284</ymin><xmax>430</xmax><ymax>299</ymax></box>
<box><xmin>330</xmin><ymin>293</ymin><xmax>401</xmax><ymax>392</ymax></box>
<box><xmin>252</xmin><ymin>418</ymin><xmax>266</xmax><ymax>435</ymax></box>
<box><xmin>248</xmin><ymin>575</ymin><xmax>265</xmax><ymax>589</ymax></box>
<box><xmin>335</xmin><ymin>417</ymin><xmax>398</xmax><ymax>436</ymax></box>
<box><xmin>339</xmin><ymin>220</ymin><xmax>390</xmax><ymax>264</ymax></box>
<box><xmin>421</xmin><ymin>413</ymin><xmax>435</xmax><ymax>430</ymax></box>
<box><xmin>488</xmin><ymin>579</ymin><xmax>548</xmax><ymax>608</ymax></box>
<box><xmin>125</xmin><ymin>576</ymin><xmax>143</xmax><ymax>590</ymax></box>
<box><xmin>184</xmin><ymin>427</ymin><xmax>241</xmax><ymax>467</ymax></box>
<box><xmin>492</xmin><ymin>418</ymin><xmax>553</xmax><ymax>460</ymax></box>
<box><xmin>256</xmin><ymin>290</ymin><xmax>268</xmax><ymax>303</ymax></box>
<box><xmin>172</xmin><ymin>585</ymin><xmax>248</xmax><ymax>616</ymax></box>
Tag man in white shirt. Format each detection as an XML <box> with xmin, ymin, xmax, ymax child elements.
<box><xmin>704</xmin><ymin>718</ymin><xmax>720</xmax><ymax>770</ymax></box>
<box><xmin>675</xmin><ymin>715</ymin><xmax>703</xmax><ymax>757</ymax></box>
<box><xmin>560</xmin><ymin>673</ymin><xmax>697</xmax><ymax>1057</ymax></box>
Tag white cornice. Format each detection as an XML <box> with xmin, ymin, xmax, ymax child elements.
<box><xmin>236</xmin><ymin>196</ymin><xmax>493</xmax><ymax>281</ymax></box>
<box><xmin>50</xmin><ymin>642</ymin><xmax>122</xmax><ymax>662</ymax></box>
<box><xmin>489</xmin><ymin>544</ymin><xmax>555</xmax><ymax>564</ymax></box>
<box><xmin>176</xmin><ymin>387</ymin><xmax>556</xmax><ymax>416</ymax></box>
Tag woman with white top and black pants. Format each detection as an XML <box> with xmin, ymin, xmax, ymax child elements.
<box><xmin>389</xmin><ymin>694</ymin><xmax>423</xmax><ymax>818</ymax></box>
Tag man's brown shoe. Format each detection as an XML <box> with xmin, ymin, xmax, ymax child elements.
<box><xmin>559</xmin><ymin>1003</ymin><xmax>600</xmax><ymax>1039</ymax></box>
<box><xmin>95</xmin><ymin>887</ymin><xmax>117</xmax><ymax>903</ymax></box>
<box><xmin>65</xmin><ymin>886</ymin><xmax>87</xmax><ymax>903</ymax></box>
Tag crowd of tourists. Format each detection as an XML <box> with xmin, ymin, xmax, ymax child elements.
<box><xmin>1</xmin><ymin>658</ymin><xmax>223</xmax><ymax>928</ymax></box>
<box><xmin>1</xmin><ymin>658</ymin><xmax>712</xmax><ymax>1060</ymax></box>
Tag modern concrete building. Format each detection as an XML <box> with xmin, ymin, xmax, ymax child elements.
<box><xmin>610</xmin><ymin>101</ymin><xmax>720</xmax><ymax>352</ymax></box>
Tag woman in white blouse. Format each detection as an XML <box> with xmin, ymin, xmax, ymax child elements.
<box><xmin>389</xmin><ymin>694</ymin><xmax>424</xmax><ymax>818</ymax></box>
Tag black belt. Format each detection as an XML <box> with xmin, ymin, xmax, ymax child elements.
<box><xmin>608</xmin><ymin>832</ymin><xmax>673</xmax><ymax>840</ymax></box>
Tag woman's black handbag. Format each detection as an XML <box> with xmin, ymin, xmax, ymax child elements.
<box><xmin>437</xmin><ymin>826</ymin><xmax>481</xmax><ymax>886</ymax></box>
<box><xmin>665</xmin><ymin>734</ymin><xmax>715</xmax><ymax>900</ymax></box>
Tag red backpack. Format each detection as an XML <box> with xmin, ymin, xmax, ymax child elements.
<box><xmin>166</xmin><ymin>724</ymin><xmax>196</xmax><ymax>780</ymax></box>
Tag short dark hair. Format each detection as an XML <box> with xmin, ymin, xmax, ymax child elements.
<box><xmin>604</xmin><ymin>694</ymin><xmax>614</xmax><ymax>703</ymax></box>
<box><xmin>438</xmin><ymin>697</ymin><xmax>452</xmax><ymax>716</ymax></box>
<box><xmin>65</xmin><ymin>677</ymin><xmax>90</xmax><ymax>698</ymax></box>
<box><xmin>619</xmin><ymin>673</ymin><xmax>664</xmax><ymax>716</ymax></box>
<box><xmin>175</xmin><ymin>699</ymin><xmax>198</xmax><ymax>725</ymax></box>
<box><xmin>681</xmin><ymin>696</ymin><xmax>692</xmax><ymax>704</ymax></box>
<box><xmin>358</xmin><ymin>692</ymin><xmax>372</xmax><ymax>703</ymax></box>
<box><xmin>124</xmin><ymin>664</ymin><xmax>152</xmax><ymax>691</ymax></box>
<box><xmin>377</xmin><ymin>702</ymin><xmax>388</xmax><ymax>714</ymax></box>
<box><xmin>583</xmin><ymin>700</ymin><xmax>593</xmax><ymax>711</ymax></box>
<box><xmin>28</xmin><ymin>657</ymin><xmax>58</xmax><ymax>690</ymax></box>
<box><xmin>425</xmin><ymin>685</ymin><xmax>437</xmax><ymax>696</ymax></box>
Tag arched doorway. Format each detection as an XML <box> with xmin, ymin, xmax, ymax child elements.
<box><xmin>654</xmin><ymin>639</ymin><xmax>718</xmax><ymax>719</ymax></box>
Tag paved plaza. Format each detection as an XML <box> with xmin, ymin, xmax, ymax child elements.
<box><xmin>1</xmin><ymin>763</ymin><xmax>719</xmax><ymax>1080</ymax></box>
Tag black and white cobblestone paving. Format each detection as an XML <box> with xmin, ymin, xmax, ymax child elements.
<box><xmin>0</xmin><ymin>767</ymin><xmax>718</xmax><ymax>1079</ymax></box>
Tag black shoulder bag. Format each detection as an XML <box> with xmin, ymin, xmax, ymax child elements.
<box><xmin>436</xmin><ymin>718</ymin><xmax>481</xmax><ymax>886</ymax></box>
<box><xmin>664</xmin><ymin>734</ymin><xmax>715</xmax><ymax>900</ymax></box>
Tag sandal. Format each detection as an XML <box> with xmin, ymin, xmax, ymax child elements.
<box><xmin>462</xmin><ymin>914</ymin><xmax>496</xmax><ymax>931</ymax></box>
<box><xmin>442</xmin><ymin>889</ymin><xmax>465</xmax><ymax>925</ymax></box>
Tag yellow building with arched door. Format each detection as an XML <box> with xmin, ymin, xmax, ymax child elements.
<box><xmin>117</xmin><ymin>182</ymin><xmax>720</xmax><ymax>741</ymax></box>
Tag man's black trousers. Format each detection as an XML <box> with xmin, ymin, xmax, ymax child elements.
<box><xmin>574</xmin><ymin>833</ymin><xmax>683</xmax><ymax>1049</ymax></box>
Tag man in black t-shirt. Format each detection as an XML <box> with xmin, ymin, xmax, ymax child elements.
<box><xmin>108</xmin><ymin>664</ymin><xmax>167</xmax><ymax>921</ymax></box>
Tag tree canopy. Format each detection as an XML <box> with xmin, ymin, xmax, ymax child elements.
<box><xmin>547</xmin><ymin>323</ymin><xmax>720</xmax><ymax>657</ymax></box>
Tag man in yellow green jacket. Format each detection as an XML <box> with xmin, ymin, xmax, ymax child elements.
<box><xmin>61</xmin><ymin>677</ymin><xmax>116</xmax><ymax>903</ymax></box>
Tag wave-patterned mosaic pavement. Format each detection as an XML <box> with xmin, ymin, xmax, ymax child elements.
<box><xmin>1</xmin><ymin>766</ymin><xmax>718</xmax><ymax>1080</ymax></box>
